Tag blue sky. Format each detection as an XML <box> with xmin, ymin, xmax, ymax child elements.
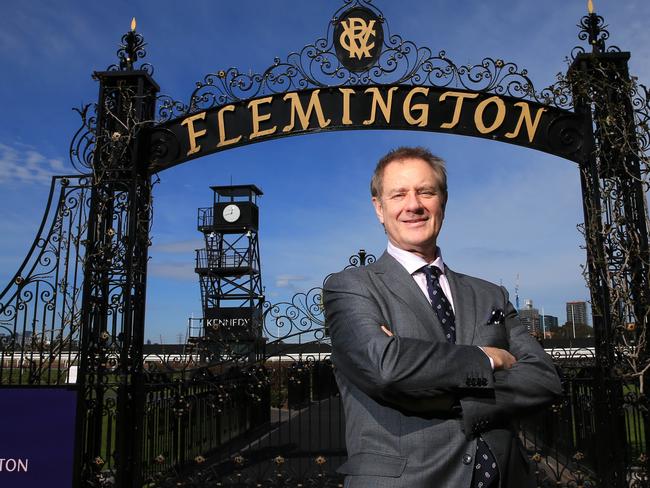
<box><xmin>1</xmin><ymin>1</ymin><xmax>649</xmax><ymax>343</ymax></box>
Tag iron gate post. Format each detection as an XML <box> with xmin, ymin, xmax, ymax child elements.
<box><xmin>570</xmin><ymin>11</ymin><xmax>650</xmax><ymax>486</ymax></box>
<box><xmin>75</xmin><ymin>26</ymin><xmax>159</xmax><ymax>487</ymax></box>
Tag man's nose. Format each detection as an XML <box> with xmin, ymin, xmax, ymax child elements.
<box><xmin>404</xmin><ymin>191</ymin><xmax>423</xmax><ymax>211</ymax></box>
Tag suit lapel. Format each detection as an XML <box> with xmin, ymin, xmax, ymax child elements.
<box><xmin>445</xmin><ymin>267</ymin><xmax>479</xmax><ymax>345</ymax></box>
<box><xmin>372</xmin><ymin>252</ymin><xmax>446</xmax><ymax>342</ymax></box>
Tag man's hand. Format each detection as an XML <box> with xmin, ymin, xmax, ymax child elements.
<box><xmin>481</xmin><ymin>346</ymin><xmax>516</xmax><ymax>370</ymax></box>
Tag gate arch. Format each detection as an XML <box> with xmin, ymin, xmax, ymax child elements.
<box><xmin>140</xmin><ymin>0</ymin><xmax>586</xmax><ymax>172</ymax></box>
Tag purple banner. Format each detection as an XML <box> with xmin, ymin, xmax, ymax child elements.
<box><xmin>0</xmin><ymin>388</ymin><xmax>77</xmax><ymax>487</ymax></box>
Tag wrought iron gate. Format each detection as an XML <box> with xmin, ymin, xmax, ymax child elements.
<box><xmin>1</xmin><ymin>2</ymin><xmax>650</xmax><ymax>487</ymax></box>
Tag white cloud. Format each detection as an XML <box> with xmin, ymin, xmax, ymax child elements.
<box><xmin>275</xmin><ymin>274</ymin><xmax>309</xmax><ymax>288</ymax></box>
<box><xmin>151</xmin><ymin>239</ymin><xmax>204</xmax><ymax>254</ymax></box>
<box><xmin>0</xmin><ymin>143</ymin><xmax>66</xmax><ymax>185</ymax></box>
<box><xmin>149</xmin><ymin>262</ymin><xmax>196</xmax><ymax>281</ymax></box>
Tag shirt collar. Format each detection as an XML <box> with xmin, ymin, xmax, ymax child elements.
<box><xmin>386</xmin><ymin>241</ymin><xmax>446</xmax><ymax>276</ymax></box>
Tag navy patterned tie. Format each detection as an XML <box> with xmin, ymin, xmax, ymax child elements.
<box><xmin>420</xmin><ymin>266</ymin><xmax>499</xmax><ymax>488</ymax></box>
<box><xmin>421</xmin><ymin>266</ymin><xmax>456</xmax><ymax>342</ymax></box>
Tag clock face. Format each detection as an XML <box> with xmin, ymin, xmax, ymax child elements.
<box><xmin>223</xmin><ymin>204</ymin><xmax>241</xmax><ymax>223</ymax></box>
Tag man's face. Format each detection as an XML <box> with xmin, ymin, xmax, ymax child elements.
<box><xmin>372</xmin><ymin>158</ymin><xmax>446</xmax><ymax>261</ymax></box>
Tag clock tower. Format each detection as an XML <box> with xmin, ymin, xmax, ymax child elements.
<box><xmin>193</xmin><ymin>184</ymin><xmax>264</xmax><ymax>360</ymax></box>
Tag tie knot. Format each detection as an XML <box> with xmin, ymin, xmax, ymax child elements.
<box><xmin>422</xmin><ymin>265</ymin><xmax>442</xmax><ymax>279</ymax></box>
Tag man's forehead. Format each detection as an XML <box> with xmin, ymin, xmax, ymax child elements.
<box><xmin>385</xmin><ymin>156</ymin><xmax>427</xmax><ymax>168</ymax></box>
<box><xmin>382</xmin><ymin>160</ymin><xmax>441</xmax><ymax>183</ymax></box>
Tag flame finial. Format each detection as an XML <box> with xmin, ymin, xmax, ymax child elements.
<box><xmin>115</xmin><ymin>17</ymin><xmax>146</xmax><ymax>70</ymax></box>
<box><xmin>587</xmin><ymin>0</ymin><xmax>594</xmax><ymax>14</ymax></box>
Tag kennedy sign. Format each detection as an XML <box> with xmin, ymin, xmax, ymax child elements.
<box><xmin>148</xmin><ymin>85</ymin><xmax>584</xmax><ymax>172</ymax></box>
<box><xmin>204</xmin><ymin>307</ymin><xmax>262</xmax><ymax>340</ymax></box>
<box><xmin>0</xmin><ymin>388</ymin><xmax>77</xmax><ymax>487</ymax></box>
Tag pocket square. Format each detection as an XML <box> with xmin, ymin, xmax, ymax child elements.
<box><xmin>486</xmin><ymin>308</ymin><xmax>505</xmax><ymax>325</ymax></box>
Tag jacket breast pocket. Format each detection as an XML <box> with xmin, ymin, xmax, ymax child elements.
<box><xmin>337</xmin><ymin>451</ymin><xmax>407</xmax><ymax>477</ymax></box>
<box><xmin>475</xmin><ymin>324</ymin><xmax>509</xmax><ymax>349</ymax></box>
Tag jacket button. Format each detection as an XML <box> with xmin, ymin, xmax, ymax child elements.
<box><xmin>462</xmin><ymin>453</ymin><xmax>472</xmax><ymax>465</ymax></box>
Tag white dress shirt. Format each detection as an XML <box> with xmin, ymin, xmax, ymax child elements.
<box><xmin>386</xmin><ymin>241</ymin><xmax>494</xmax><ymax>369</ymax></box>
<box><xmin>386</xmin><ymin>241</ymin><xmax>455</xmax><ymax>312</ymax></box>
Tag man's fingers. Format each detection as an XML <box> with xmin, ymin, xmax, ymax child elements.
<box><xmin>381</xmin><ymin>325</ymin><xmax>393</xmax><ymax>337</ymax></box>
<box><xmin>499</xmin><ymin>352</ymin><xmax>516</xmax><ymax>369</ymax></box>
<box><xmin>482</xmin><ymin>346</ymin><xmax>516</xmax><ymax>370</ymax></box>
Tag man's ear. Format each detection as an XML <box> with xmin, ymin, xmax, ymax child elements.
<box><xmin>372</xmin><ymin>197</ymin><xmax>384</xmax><ymax>225</ymax></box>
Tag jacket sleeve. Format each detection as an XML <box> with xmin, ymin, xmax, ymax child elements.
<box><xmin>459</xmin><ymin>290</ymin><xmax>563</xmax><ymax>436</ymax></box>
<box><xmin>324</xmin><ymin>269</ymin><xmax>494</xmax><ymax>409</ymax></box>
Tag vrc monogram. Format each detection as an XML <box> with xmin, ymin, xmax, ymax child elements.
<box><xmin>339</xmin><ymin>17</ymin><xmax>376</xmax><ymax>59</ymax></box>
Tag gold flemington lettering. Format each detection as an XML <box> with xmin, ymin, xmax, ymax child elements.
<box><xmin>181</xmin><ymin>112</ymin><xmax>207</xmax><ymax>156</ymax></box>
<box><xmin>282</xmin><ymin>90</ymin><xmax>331</xmax><ymax>132</ymax></box>
<box><xmin>474</xmin><ymin>96</ymin><xmax>506</xmax><ymax>134</ymax></box>
<box><xmin>505</xmin><ymin>102</ymin><xmax>547</xmax><ymax>142</ymax></box>
<box><xmin>248</xmin><ymin>97</ymin><xmax>277</xmax><ymax>140</ymax></box>
<box><xmin>403</xmin><ymin>87</ymin><xmax>430</xmax><ymax>127</ymax></box>
<box><xmin>339</xmin><ymin>88</ymin><xmax>356</xmax><ymax>125</ymax></box>
<box><xmin>439</xmin><ymin>91</ymin><xmax>479</xmax><ymax>129</ymax></box>
<box><xmin>363</xmin><ymin>87</ymin><xmax>398</xmax><ymax>125</ymax></box>
<box><xmin>216</xmin><ymin>105</ymin><xmax>242</xmax><ymax>147</ymax></box>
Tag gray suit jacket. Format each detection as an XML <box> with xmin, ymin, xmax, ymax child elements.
<box><xmin>324</xmin><ymin>252</ymin><xmax>562</xmax><ymax>488</ymax></box>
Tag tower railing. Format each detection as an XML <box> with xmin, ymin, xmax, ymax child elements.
<box><xmin>195</xmin><ymin>248</ymin><xmax>257</xmax><ymax>272</ymax></box>
<box><xmin>197</xmin><ymin>207</ymin><xmax>213</xmax><ymax>232</ymax></box>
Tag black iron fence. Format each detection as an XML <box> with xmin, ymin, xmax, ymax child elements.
<box><xmin>141</xmin><ymin>337</ymin><xmax>344</xmax><ymax>488</ymax></box>
<box><xmin>140</xmin><ymin>364</ymin><xmax>270</xmax><ymax>485</ymax></box>
<box><xmin>0</xmin><ymin>175</ymin><xmax>91</xmax><ymax>386</ymax></box>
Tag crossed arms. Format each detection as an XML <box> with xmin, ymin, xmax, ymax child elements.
<box><xmin>324</xmin><ymin>269</ymin><xmax>562</xmax><ymax>434</ymax></box>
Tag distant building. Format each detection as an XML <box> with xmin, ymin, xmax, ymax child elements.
<box><xmin>566</xmin><ymin>301</ymin><xmax>589</xmax><ymax>326</ymax></box>
<box><xmin>518</xmin><ymin>299</ymin><xmax>541</xmax><ymax>333</ymax></box>
<box><xmin>540</xmin><ymin>315</ymin><xmax>559</xmax><ymax>338</ymax></box>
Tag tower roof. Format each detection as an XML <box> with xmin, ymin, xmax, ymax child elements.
<box><xmin>210</xmin><ymin>184</ymin><xmax>263</xmax><ymax>197</ymax></box>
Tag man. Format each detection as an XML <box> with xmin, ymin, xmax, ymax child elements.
<box><xmin>324</xmin><ymin>147</ymin><xmax>562</xmax><ymax>488</ymax></box>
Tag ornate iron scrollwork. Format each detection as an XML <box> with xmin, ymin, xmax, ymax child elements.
<box><xmin>155</xmin><ymin>0</ymin><xmax>576</xmax><ymax>123</ymax></box>
<box><xmin>0</xmin><ymin>175</ymin><xmax>92</xmax><ymax>385</ymax></box>
<box><xmin>262</xmin><ymin>287</ymin><xmax>325</xmax><ymax>341</ymax></box>
<box><xmin>69</xmin><ymin>104</ymin><xmax>96</xmax><ymax>173</ymax></box>
<box><xmin>345</xmin><ymin>249</ymin><xmax>376</xmax><ymax>268</ymax></box>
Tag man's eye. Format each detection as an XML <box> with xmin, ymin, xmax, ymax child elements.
<box><xmin>391</xmin><ymin>193</ymin><xmax>406</xmax><ymax>199</ymax></box>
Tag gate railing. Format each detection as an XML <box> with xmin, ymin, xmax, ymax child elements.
<box><xmin>139</xmin><ymin>364</ymin><xmax>270</xmax><ymax>485</ymax></box>
<box><xmin>0</xmin><ymin>175</ymin><xmax>91</xmax><ymax>385</ymax></box>
<box><xmin>144</xmin><ymin>338</ymin><xmax>344</xmax><ymax>488</ymax></box>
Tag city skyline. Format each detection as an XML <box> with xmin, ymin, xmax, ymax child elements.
<box><xmin>1</xmin><ymin>1</ymin><xmax>649</xmax><ymax>342</ymax></box>
<box><xmin>516</xmin><ymin>298</ymin><xmax>592</xmax><ymax>339</ymax></box>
